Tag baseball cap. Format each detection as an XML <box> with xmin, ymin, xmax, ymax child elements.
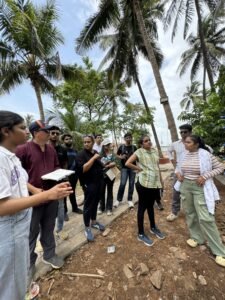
<box><xmin>29</xmin><ymin>120</ymin><xmax>54</xmax><ymax>133</ymax></box>
<box><xmin>102</xmin><ymin>138</ymin><xmax>112</xmax><ymax>146</ymax></box>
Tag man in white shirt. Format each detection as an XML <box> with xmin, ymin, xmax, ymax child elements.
<box><xmin>166</xmin><ymin>124</ymin><xmax>192</xmax><ymax>221</ymax></box>
<box><xmin>93</xmin><ymin>134</ymin><xmax>103</xmax><ymax>153</ymax></box>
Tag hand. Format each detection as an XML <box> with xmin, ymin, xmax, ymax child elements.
<box><xmin>136</xmin><ymin>167</ymin><xmax>143</xmax><ymax>173</ymax></box>
<box><xmin>93</xmin><ymin>153</ymin><xmax>100</xmax><ymax>160</ymax></box>
<box><xmin>196</xmin><ymin>176</ymin><xmax>206</xmax><ymax>186</ymax></box>
<box><xmin>46</xmin><ymin>182</ymin><xmax>73</xmax><ymax>200</ymax></box>
<box><xmin>121</xmin><ymin>154</ymin><xmax>127</xmax><ymax>159</ymax></box>
<box><xmin>176</xmin><ymin>173</ymin><xmax>184</xmax><ymax>182</ymax></box>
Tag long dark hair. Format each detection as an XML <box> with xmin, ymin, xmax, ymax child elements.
<box><xmin>188</xmin><ymin>135</ymin><xmax>210</xmax><ymax>152</ymax></box>
<box><xmin>0</xmin><ymin>111</ymin><xmax>24</xmax><ymax>142</ymax></box>
<box><xmin>137</xmin><ymin>135</ymin><xmax>150</xmax><ymax>149</ymax></box>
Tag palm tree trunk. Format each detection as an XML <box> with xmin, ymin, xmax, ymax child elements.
<box><xmin>33</xmin><ymin>81</ymin><xmax>45</xmax><ymax>121</ymax></box>
<box><xmin>194</xmin><ymin>0</ymin><xmax>214</xmax><ymax>89</ymax></box>
<box><xmin>133</xmin><ymin>0</ymin><xmax>178</xmax><ymax>142</ymax></box>
<box><xmin>203</xmin><ymin>66</ymin><xmax>206</xmax><ymax>101</ymax></box>
<box><xmin>136</xmin><ymin>76</ymin><xmax>163</xmax><ymax>157</ymax></box>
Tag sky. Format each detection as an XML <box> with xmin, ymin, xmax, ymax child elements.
<box><xmin>0</xmin><ymin>0</ymin><xmax>201</xmax><ymax>145</ymax></box>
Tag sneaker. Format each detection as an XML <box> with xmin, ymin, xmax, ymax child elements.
<box><xmin>91</xmin><ymin>221</ymin><xmax>105</xmax><ymax>231</ymax></box>
<box><xmin>128</xmin><ymin>201</ymin><xmax>134</xmax><ymax>209</ymax></box>
<box><xmin>73</xmin><ymin>208</ymin><xmax>83</xmax><ymax>214</ymax></box>
<box><xmin>186</xmin><ymin>238</ymin><xmax>198</xmax><ymax>248</ymax></box>
<box><xmin>215</xmin><ymin>256</ymin><xmax>225</xmax><ymax>267</ymax></box>
<box><xmin>64</xmin><ymin>214</ymin><xmax>69</xmax><ymax>222</ymax></box>
<box><xmin>42</xmin><ymin>255</ymin><xmax>64</xmax><ymax>269</ymax></box>
<box><xmin>85</xmin><ymin>227</ymin><xmax>94</xmax><ymax>242</ymax></box>
<box><xmin>114</xmin><ymin>200</ymin><xmax>120</xmax><ymax>208</ymax></box>
<box><xmin>56</xmin><ymin>231</ymin><xmax>69</xmax><ymax>240</ymax></box>
<box><xmin>97</xmin><ymin>209</ymin><xmax>103</xmax><ymax>215</ymax></box>
<box><xmin>166</xmin><ymin>213</ymin><xmax>178</xmax><ymax>222</ymax></box>
<box><xmin>150</xmin><ymin>227</ymin><xmax>166</xmax><ymax>240</ymax></box>
<box><xmin>138</xmin><ymin>234</ymin><xmax>154</xmax><ymax>246</ymax></box>
<box><xmin>107</xmin><ymin>210</ymin><xmax>112</xmax><ymax>216</ymax></box>
<box><xmin>155</xmin><ymin>201</ymin><xmax>164</xmax><ymax>210</ymax></box>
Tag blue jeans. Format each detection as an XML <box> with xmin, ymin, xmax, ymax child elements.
<box><xmin>117</xmin><ymin>168</ymin><xmax>136</xmax><ymax>202</ymax></box>
<box><xmin>0</xmin><ymin>208</ymin><xmax>32</xmax><ymax>300</ymax></box>
<box><xmin>57</xmin><ymin>199</ymin><xmax>64</xmax><ymax>232</ymax></box>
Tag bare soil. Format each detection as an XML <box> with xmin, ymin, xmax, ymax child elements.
<box><xmin>38</xmin><ymin>176</ymin><xmax>225</xmax><ymax>300</ymax></box>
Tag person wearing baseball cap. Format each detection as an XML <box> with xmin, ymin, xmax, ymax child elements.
<box><xmin>16</xmin><ymin>119</ymin><xmax>65</xmax><ymax>282</ymax></box>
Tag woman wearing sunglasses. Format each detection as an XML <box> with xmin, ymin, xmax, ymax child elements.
<box><xmin>126</xmin><ymin>135</ymin><xmax>165</xmax><ymax>246</ymax></box>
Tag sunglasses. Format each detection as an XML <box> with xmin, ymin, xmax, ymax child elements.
<box><xmin>50</xmin><ymin>131</ymin><xmax>60</xmax><ymax>136</ymax></box>
<box><xmin>143</xmin><ymin>139</ymin><xmax>150</xmax><ymax>143</ymax></box>
<box><xmin>38</xmin><ymin>129</ymin><xmax>49</xmax><ymax>133</ymax></box>
<box><xmin>180</xmin><ymin>131</ymin><xmax>189</xmax><ymax>134</ymax></box>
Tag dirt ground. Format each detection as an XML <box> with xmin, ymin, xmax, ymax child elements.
<box><xmin>38</xmin><ymin>176</ymin><xmax>225</xmax><ymax>300</ymax></box>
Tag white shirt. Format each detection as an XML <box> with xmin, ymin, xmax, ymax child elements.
<box><xmin>0</xmin><ymin>146</ymin><xmax>29</xmax><ymax>199</ymax></box>
<box><xmin>167</xmin><ymin>140</ymin><xmax>188</xmax><ymax>170</ymax></box>
<box><xmin>93</xmin><ymin>143</ymin><xmax>102</xmax><ymax>153</ymax></box>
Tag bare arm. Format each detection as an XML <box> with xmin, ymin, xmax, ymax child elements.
<box><xmin>125</xmin><ymin>153</ymin><xmax>142</xmax><ymax>172</ymax></box>
<box><xmin>27</xmin><ymin>183</ymin><xmax>43</xmax><ymax>194</ymax></box>
<box><xmin>0</xmin><ymin>182</ymin><xmax>73</xmax><ymax>216</ymax></box>
<box><xmin>83</xmin><ymin>153</ymin><xmax>100</xmax><ymax>173</ymax></box>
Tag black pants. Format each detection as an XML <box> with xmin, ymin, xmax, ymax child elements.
<box><xmin>99</xmin><ymin>177</ymin><xmax>115</xmax><ymax>211</ymax></box>
<box><xmin>83</xmin><ymin>181</ymin><xmax>102</xmax><ymax>227</ymax></box>
<box><xmin>29</xmin><ymin>201</ymin><xmax>58</xmax><ymax>266</ymax></box>
<box><xmin>64</xmin><ymin>173</ymin><xmax>79</xmax><ymax>213</ymax></box>
<box><xmin>136</xmin><ymin>181</ymin><xmax>160</xmax><ymax>235</ymax></box>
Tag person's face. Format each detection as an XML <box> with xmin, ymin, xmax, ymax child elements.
<box><xmin>84</xmin><ymin>137</ymin><xmax>94</xmax><ymax>151</ymax></box>
<box><xmin>8</xmin><ymin>122</ymin><xmax>27</xmax><ymax>146</ymax></box>
<box><xmin>124</xmin><ymin>136</ymin><xmax>132</xmax><ymax>145</ymax></box>
<box><xmin>34</xmin><ymin>129</ymin><xmax>50</xmax><ymax>143</ymax></box>
<box><xmin>104</xmin><ymin>143</ymin><xmax>111</xmax><ymax>150</ymax></box>
<box><xmin>180</xmin><ymin>129</ymin><xmax>191</xmax><ymax>140</ymax></box>
<box><xmin>184</xmin><ymin>136</ymin><xmax>199</xmax><ymax>152</ymax></box>
<box><xmin>95</xmin><ymin>135</ymin><xmax>102</xmax><ymax>145</ymax></box>
<box><xmin>49</xmin><ymin>130</ymin><xmax>60</xmax><ymax>142</ymax></box>
<box><xmin>64</xmin><ymin>136</ymin><xmax>73</xmax><ymax>147</ymax></box>
<box><xmin>142</xmin><ymin>136</ymin><xmax>152</xmax><ymax>150</ymax></box>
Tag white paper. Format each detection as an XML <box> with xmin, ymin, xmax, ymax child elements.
<box><xmin>174</xmin><ymin>180</ymin><xmax>181</xmax><ymax>192</ymax></box>
<box><xmin>105</xmin><ymin>168</ymin><xmax>116</xmax><ymax>181</ymax></box>
<box><xmin>41</xmin><ymin>169</ymin><xmax>75</xmax><ymax>181</ymax></box>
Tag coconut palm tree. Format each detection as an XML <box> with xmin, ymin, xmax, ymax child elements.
<box><xmin>0</xmin><ymin>0</ymin><xmax>73</xmax><ymax>121</ymax></box>
<box><xmin>180</xmin><ymin>81</ymin><xmax>203</xmax><ymax>110</ymax></box>
<box><xmin>164</xmin><ymin>0</ymin><xmax>218</xmax><ymax>89</ymax></box>
<box><xmin>76</xmin><ymin>0</ymin><xmax>178</xmax><ymax>142</ymax></box>
<box><xmin>177</xmin><ymin>15</ymin><xmax>225</xmax><ymax>98</ymax></box>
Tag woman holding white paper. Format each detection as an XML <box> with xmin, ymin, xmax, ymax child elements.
<box><xmin>99</xmin><ymin>139</ymin><xmax>116</xmax><ymax>216</ymax></box>
<box><xmin>0</xmin><ymin>111</ymin><xmax>72</xmax><ymax>300</ymax></box>
<box><xmin>176</xmin><ymin>135</ymin><xmax>225</xmax><ymax>267</ymax></box>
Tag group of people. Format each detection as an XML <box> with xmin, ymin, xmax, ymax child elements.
<box><xmin>0</xmin><ymin>110</ymin><xmax>225</xmax><ymax>300</ymax></box>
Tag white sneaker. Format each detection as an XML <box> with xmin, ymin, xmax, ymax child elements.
<box><xmin>166</xmin><ymin>213</ymin><xmax>178</xmax><ymax>222</ymax></box>
<box><xmin>128</xmin><ymin>201</ymin><xmax>134</xmax><ymax>209</ymax></box>
<box><xmin>107</xmin><ymin>210</ymin><xmax>112</xmax><ymax>216</ymax></box>
<box><xmin>97</xmin><ymin>209</ymin><xmax>103</xmax><ymax>215</ymax></box>
<box><xmin>114</xmin><ymin>200</ymin><xmax>120</xmax><ymax>208</ymax></box>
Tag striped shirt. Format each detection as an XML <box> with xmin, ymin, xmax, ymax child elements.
<box><xmin>135</xmin><ymin>148</ymin><xmax>162</xmax><ymax>188</ymax></box>
<box><xmin>181</xmin><ymin>151</ymin><xmax>224</xmax><ymax>180</ymax></box>
<box><xmin>167</xmin><ymin>140</ymin><xmax>188</xmax><ymax>170</ymax></box>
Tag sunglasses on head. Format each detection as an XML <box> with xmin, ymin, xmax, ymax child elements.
<box><xmin>180</xmin><ymin>130</ymin><xmax>188</xmax><ymax>134</ymax></box>
<box><xmin>38</xmin><ymin>129</ymin><xmax>49</xmax><ymax>133</ymax></box>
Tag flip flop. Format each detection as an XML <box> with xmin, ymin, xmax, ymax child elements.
<box><xmin>29</xmin><ymin>282</ymin><xmax>40</xmax><ymax>299</ymax></box>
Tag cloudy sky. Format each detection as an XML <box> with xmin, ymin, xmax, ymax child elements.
<box><xmin>0</xmin><ymin>0</ymin><xmax>200</xmax><ymax>145</ymax></box>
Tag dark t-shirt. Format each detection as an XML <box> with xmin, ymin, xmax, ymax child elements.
<box><xmin>65</xmin><ymin>147</ymin><xmax>77</xmax><ymax>171</ymax></box>
<box><xmin>16</xmin><ymin>141</ymin><xmax>59</xmax><ymax>190</ymax></box>
<box><xmin>117</xmin><ymin>144</ymin><xmax>137</xmax><ymax>168</ymax></box>
<box><xmin>75</xmin><ymin>149</ymin><xmax>103</xmax><ymax>186</ymax></box>
<box><xmin>54</xmin><ymin>144</ymin><xmax>68</xmax><ymax>169</ymax></box>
